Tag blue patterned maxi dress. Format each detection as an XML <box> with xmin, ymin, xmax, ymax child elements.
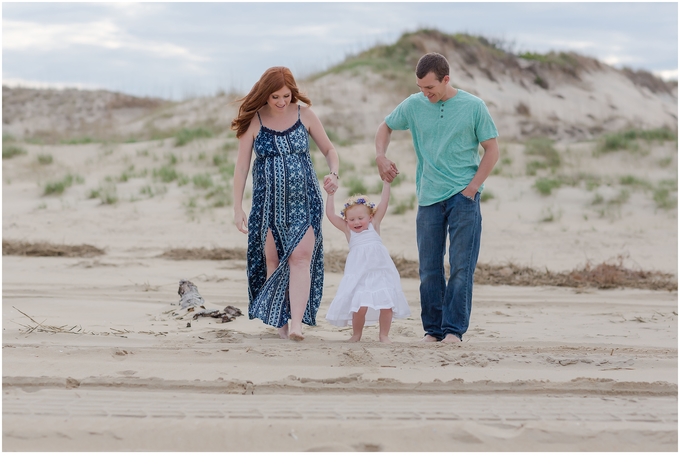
<box><xmin>247</xmin><ymin>105</ymin><xmax>324</xmax><ymax>328</ymax></box>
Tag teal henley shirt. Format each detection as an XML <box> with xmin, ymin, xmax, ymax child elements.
<box><xmin>385</xmin><ymin>89</ymin><xmax>499</xmax><ymax>206</ymax></box>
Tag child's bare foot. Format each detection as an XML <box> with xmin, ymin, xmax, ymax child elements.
<box><xmin>379</xmin><ymin>335</ymin><xmax>392</xmax><ymax>344</ymax></box>
<box><xmin>289</xmin><ymin>330</ymin><xmax>304</xmax><ymax>341</ymax></box>
<box><xmin>278</xmin><ymin>324</ymin><xmax>289</xmax><ymax>339</ymax></box>
<box><xmin>421</xmin><ymin>335</ymin><xmax>438</xmax><ymax>343</ymax></box>
<box><xmin>441</xmin><ymin>334</ymin><xmax>461</xmax><ymax>343</ymax></box>
<box><xmin>348</xmin><ymin>334</ymin><xmax>362</xmax><ymax>342</ymax></box>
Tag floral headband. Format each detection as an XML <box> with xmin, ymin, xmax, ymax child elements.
<box><xmin>340</xmin><ymin>196</ymin><xmax>376</xmax><ymax>219</ymax></box>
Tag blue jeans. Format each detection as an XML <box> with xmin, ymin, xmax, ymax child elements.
<box><xmin>416</xmin><ymin>192</ymin><xmax>482</xmax><ymax>340</ymax></box>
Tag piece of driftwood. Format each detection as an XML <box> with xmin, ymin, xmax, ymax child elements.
<box><xmin>192</xmin><ymin>305</ymin><xmax>243</xmax><ymax>323</ymax></box>
<box><xmin>171</xmin><ymin>279</ymin><xmax>243</xmax><ymax>323</ymax></box>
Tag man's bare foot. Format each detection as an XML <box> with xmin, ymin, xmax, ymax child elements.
<box><xmin>421</xmin><ymin>335</ymin><xmax>438</xmax><ymax>343</ymax></box>
<box><xmin>348</xmin><ymin>334</ymin><xmax>362</xmax><ymax>342</ymax></box>
<box><xmin>278</xmin><ymin>324</ymin><xmax>289</xmax><ymax>339</ymax></box>
<box><xmin>379</xmin><ymin>335</ymin><xmax>392</xmax><ymax>344</ymax></box>
<box><xmin>289</xmin><ymin>331</ymin><xmax>304</xmax><ymax>341</ymax></box>
<box><xmin>441</xmin><ymin>334</ymin><xmax>462</xmax><ymax>343</ymax></box>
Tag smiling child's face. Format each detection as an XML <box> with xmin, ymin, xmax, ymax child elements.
<box><xmin>345</xmin><ymin>205</ymin><xmax>373</xmax><ymax>233</ymax></box>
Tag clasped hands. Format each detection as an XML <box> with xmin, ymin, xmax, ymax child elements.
<box><xmin>323</xmin><ymin>173</ymin><xmax>339</xmax><ymax>194</ymax></box>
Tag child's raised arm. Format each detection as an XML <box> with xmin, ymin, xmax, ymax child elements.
<box><xmin>326</xmin><ymin>193</ymin><xmax>350</xmax><ymax>238</ymax></box>
<box><xmin>372</xmin><ymin>180</ymin><xmax>391</xmax><ymax>232</ymax></box>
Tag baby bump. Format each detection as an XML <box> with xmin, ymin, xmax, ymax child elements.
<box><xmin>252</xmin><ymin>154</ymin><xmax>321</xmax><ymax>217</ymax></box>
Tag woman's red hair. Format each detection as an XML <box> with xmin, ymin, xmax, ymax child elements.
<box><xmin>231</xmin><ymin>66</ymin><xmax>311</xmax><ymax>138</ymax></box>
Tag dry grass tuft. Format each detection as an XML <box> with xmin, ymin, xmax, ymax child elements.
<box><xmin>476</xmin><ymin>259</ymin><xmax>676</xmax><ymax>291</ymax></box>
<box><xmin>323</xmin><ymin>249</ymin><xmax>348</xmax><ymax>274</ymax></box>
<box><xmin>12</xmin><ymin>306</ymin><xmax>87</xmax><ymax>335</ymax></box>
<box><xmin>160</xmin><ymin>247</ymin><xmax>247</xmax><ymax>260</ymax></box>
<box><xmin>3</xmin><ymin>240</ymin><xmax>105</xmax><ymax>257</ymax></box>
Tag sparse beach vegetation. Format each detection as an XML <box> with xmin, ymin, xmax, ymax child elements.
<box><xmin>174</xmin><ymin>126</ymin><xmax>214</xmax><ymax>147</ymax></box>
<box><xmin>653</xmin><ymin>186</ymin><xmax>678</xmax><ymax>210</ymax></box>
<box><xmin>205</xmin><ymin>183</ymin><xmax>232</xmax><ymax>207</ymax></box>
<box><xmin>595</xmin><ymin>127</ymin><xmax>677</xmax><ymax>154</ymax></box>
<box><xmin>533</xmin><ymin>177</ymin><xmax>561</xmax><ymax>196</ymax></box>
<box><xmin>345</xmin><ymin>176</ymin><xmax>368</xmax><ymax>196</ymax></box>
<box><xmin>619</xmin><ymin>175</ymin><xmax>652</xmax><ymax>190</ymax></box>
<box><xmin>3</xmin><ymin>144</ymin><xmax>27</xmax><ymax>159</ymax></box>
<box><xmin>539</xmin><ymin>206</ymin><xmax>561</xmax><ymax>223</ymax></box>
<box><xmin>153</xmin><ymin>165</ymin><xmax>180</xmax><ymax>183</ymax></box>
<box><xmin>140</xmin><ymin>184</ymin><xmax>167</xmax><ymax>198</ymax></box>
<box><xmin>89</xmin><ymin>183</ymin><xmax>118</xmax><ymax>205</ymax></box>
<box><xmin>192</xmin><ymin>173</ymin><xmax>214</xmax><ymax>190</ymax></box>
<box><xmin>481</xmin><ymin>190</ymin><xmax>494</xmax><ymax>202</ymax></box>
<box><xmin>658</xmin><ymin>156</ymin><xmax>674</xmax><ymax>168</ymax></box>
<box><xmin>590</xmin><ymin>189</ymin><xmax>631</xmax><ymax>219</ymax></box>
<box><xmin>42</xmin><ymin>173</ymin><xmax>84</xmax><ymax>196</ymax></box>
<box><xmin>36</xmin><ymin>153</ymin><xmax>54</xmax><ymax>165</ymax></box>
<box><xmin>524</xmin><ymin>137</ymin><xmax>561</xmax><ymax>175</ymax></box>
<box><xmin>392</xmin><ymin>194</ymin><xmax>416</xmax><ymax>215</ymax></box>
<box><xmin>61</xmin><ymin>136</ymin><xmax>96</xmax><ymax>145</ymax></box>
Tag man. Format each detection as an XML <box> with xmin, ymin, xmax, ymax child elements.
<box><xmin>375</xmin><ymin>52</ymin><xmax>499</xmax><ymax>343</ymax></box>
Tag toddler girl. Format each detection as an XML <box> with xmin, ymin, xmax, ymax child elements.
<box><xmin>325</xmin><ymin>181</ymin><xmax>410</xmax><ymax>342</ymax></box>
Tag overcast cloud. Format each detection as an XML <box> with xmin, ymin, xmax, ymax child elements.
<box><xmin>2</xmin><ymin>2</ymin><xmax>677</xmax><ymax>99</ymax></box>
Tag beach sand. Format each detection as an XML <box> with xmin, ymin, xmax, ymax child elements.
<box><xmin>2</xmin><ymin>128</ymin><xmax>677</xmax><ymax>454</ymax></box>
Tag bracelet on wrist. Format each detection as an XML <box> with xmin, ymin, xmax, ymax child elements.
<box><xmin>329</xmin><ymin>172</ymin><xmax>339</xmax><ymax>179</ymax></box>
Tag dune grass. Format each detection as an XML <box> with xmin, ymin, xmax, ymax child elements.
<box><xmin>345</xmin><ymin>176</ymin><xmax>368</xmax><ymax>196</ymax></box>
<box><xmin>205</xmin><ymin>183</ymin><xmax>232</xmax><ymax>207</ymax></box>
<box><xmin>619</xmin><ymin>175</ymin><xmax>652</xmax><ymax>190</ymax></box>
<box><xmin>174</xmin><ymin>127</ymin><xmax>214</xmax><ymax>147</ymax></box>
<box><xmin>140</xmin><ymin>184</ymin><xmax>167</xmax><ymax>198</ymax></box>
<box><xmin>392</xmin><ymin>194</ymin><xmax>416</xmax><ymax>215</ymax></box>
<box><xmin>480</xmin><ymin>190</ymin><xmax>494</xmax><ymax>202</ymax></box>
<box><xmin>43</xmin><ymin>173</ymin><xmax>84</xmax><ymax>196</ymax></box>
<box><xmin>60</xmin><ymin>136</ymin><xmax>97</xmax><ymax>145</ymax></box>
<box><xmin>36</xmin><ymin>153</ymin><xmax>54</xmax><ymax>165</ymax></box>
<box><xmin>524</xmin><ymin>137</ymin><xmax>561</xmax><ymax>175</ymax></box>
<box><xmin>192</xmin><ymin>173</ymin><xmax>214</xmax><ymax>190</ymax></box>
<box><xmin>3</xmin><ymin>144</ymin><xmax>27</xmax><ymax>159</ymax></box>
<box><xmin>88</xmin><ymin>183</ymin><xmax>118</xmax><ymax>205</ymax></box>
<box><xmin>595</xmin><ymin>127</ymin><xmax>677</xmax><ymax>154</ymax></box>
<box><xmin>153</xmin><ymin>165</ymin><xmax>179</xmax><ymax>183</ymax></box>
<box><xmin>653</xmin><ymin>184</ymin><xmax>678</xmax><ymax>210</ymax></box>
<box><xmin>533</xmin><ymin>177</ymin><xmax>562</xmax><ymax>196</ymax></box>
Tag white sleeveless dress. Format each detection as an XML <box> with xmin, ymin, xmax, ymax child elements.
<box><xmin>325</xmin><ymin>223</ymin><xmax>411</xmax><ymax>326</ymax></box>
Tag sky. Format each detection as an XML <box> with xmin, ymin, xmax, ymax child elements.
<box><xmin>2</xmin><ymin>1</ymin><xmax>678</xmax><ymax>100</ymax></box>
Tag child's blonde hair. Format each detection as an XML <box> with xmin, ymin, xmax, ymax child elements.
<box><xmin>340</xmin><ymin>194</ymin><xmax>376</xmax><ymax>220</ymax></box>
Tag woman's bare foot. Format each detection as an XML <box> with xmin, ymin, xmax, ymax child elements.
<box><xmin>278</xmin><ymin>324</ymin><xmax>289</xmax><ymax>339</ymax></box>
<box><xmin>441</xmin><ymin>334</ymin><xmax>461</xmax><ymax>343</ymax></box>
<box><xmin>348</xmin><ymin>334</ymin><xmax>362</xmax><ymax>343</ymax></box>
<box><xmin>421</xmin><ymin>335</ymin><xmax>438</xmax><ymax>343</ymax></box>
<box><xmin>379</xmin><ymin>335</ymin><xmax>392</xmax><ymax>344</ymax></box>
<box><xmin>289</xmin><ymin>330</ymin><xmax>304</xmax><ymax>341</ymax></box>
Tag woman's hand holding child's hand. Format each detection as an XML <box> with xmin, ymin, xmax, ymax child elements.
<box><xmin>323</xmin><ymin>173</ymin><xmax>339</xmax><ymax>194</ymax></box>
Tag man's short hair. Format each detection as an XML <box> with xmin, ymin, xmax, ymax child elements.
<box><xmin>416</xmin><ymin>53</ymin><xmax>450</xmax><ymax>81</ymax></box>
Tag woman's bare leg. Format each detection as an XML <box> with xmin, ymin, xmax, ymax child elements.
<box><xmin>349</xmin><ymin>307</ymin><xmax>367</xmax><ymax>342</ymax></box>
<box><xmin>265</xmin><ymin>229</ymin><xmax>288</xmax><ymax>339</ymax></box>
<box><xmin>287</xmin><ymin>227</ymin><xmax>315</xmax><ymax>341</ymax></box>
<box><xmin>379</xmin><ymin>308</ymin><xmax>393</xmax><ymax>343</ymax></box>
